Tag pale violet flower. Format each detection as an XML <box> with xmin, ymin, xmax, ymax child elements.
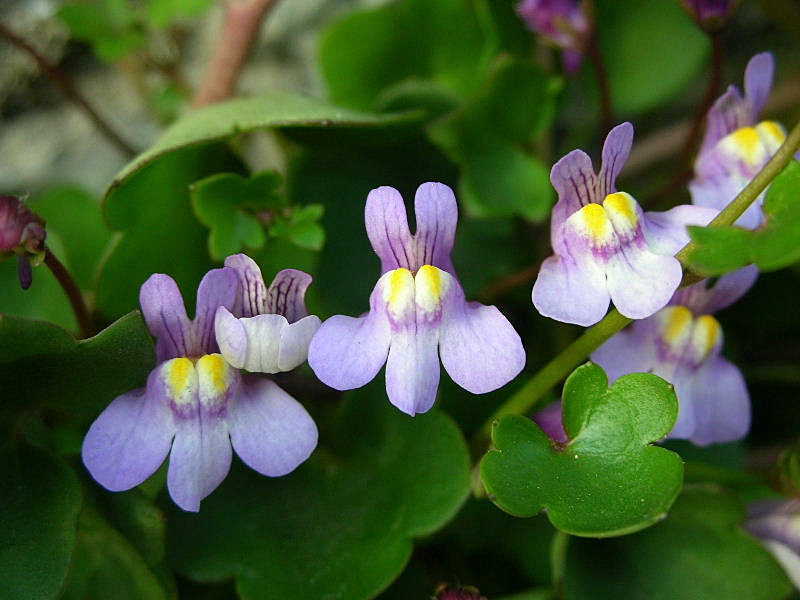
<box><xmin>746</xmin><ymin>499</ymin><xmax>800</xmax><ymax>590</ymax></box>
<box><xmin>82</xmin><ymin>263</ymin><xmax>318</xmax><ymax>512</ymax></box>
<box><xmin>532</xmin><ymin>122</ymin><xmax>718</xmax><ymax>326</ymax></box>
<box><xmin>308</xmin><ymin>182</ymin><xmax>526</xmax><ymax>416</ymax></box>
<box><xmin>691</xmin><ymin>52</ymin><xmax>788</xmax><ymax>229</ymax></box>
<box><xmin>591</xmin><ymin>266</ymin><xmax>757</xmax><ymax>445</ymax></box>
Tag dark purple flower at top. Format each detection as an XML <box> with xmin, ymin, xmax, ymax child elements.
<box><xmin>82</xmin><ymin>265</ymin><xmax>318</xmax><ymax>512</ymax></box>
<box><xmin>532</xmin><ymin>122</ymin><xmax>719</xmax><ymax>326</ymax></box>
<box><xmin>691</xmin><ymin>53</ymin><xmax>789</xmax><ymax>229</ymax></box>
<box><xmin>308</xmin><ymin>183</ymin><xmax>525</xmax><ymax>417</ymax></box>
<box><xmin>0</xmin><ymin>195</ymin><xmax>46</xmax><ymax>289</ymax></box>
<box><xmin>517</xmin><ymin>0</ymin><xmax>589</xmax><ymax>72</ymax></box>
<box><xmin>683</xmin><ymin>0</ymin><xmax>739</xmax><ymax>31</ymax></box>
<box><xmin>591</xmin><ymin>267</ymin><xmax>756</xmax><ymax>446</ymax></box>
<box><xmin>745</xmin><ymin>499</ymin><xmax>800</xmax><ymax>589</ymax></box>
<box><xmin>435</xmin><ymin>584</ymin><xmax>488</xmax><ymax>600</ymax></box>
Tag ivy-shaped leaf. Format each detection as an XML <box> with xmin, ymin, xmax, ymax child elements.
<box><xmin>481</xmin><ymin>363</ymin><xmax>683</xmax><ymax>537</ymax></box>
<box><xmin>0</xmin><ymin>443</ymin><xmax>82</xmax><ymax>600</ymax></box>
<box><xmin>190</xmin><ymin>171</ymin><xmax>282</xmax><ymax>260</ymax></box>
<box><xmin>563</xmin><ymin>485</ymin><xmax>793</xmax><ymax>600</ymax></box>
<box><xmin>0</xmin><ymin>312</ymin><xmax>154</xmax><ymax>418</ymax></box>
<box><xmin>166</xmin><ymin>387</ymin><xmax>470</xmax><ymax>600</ymax></box>
<box><xmin>687</xmin><ymin>161</ymin><xmax>800</xmax><ymax>276</ymax></box>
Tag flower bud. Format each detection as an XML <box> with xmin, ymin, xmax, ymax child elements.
<box><xmin>516</xmin><ymin>0</ymin><xmax>589</xmax><ymax>72</ymax></box>
<box><xmin>0</xmin><ymin>195</ymin><xmax>46</xmax><ymax>289</ymax></box>
<box><xmin>683</xmin><ymin>0</ymin><xmax>739</xmax><ymax>32</ymax></box>
<box><xmin>435</xmin><ymin>584</ymin><xmax>488</xmax><ymax>600</ymax></box>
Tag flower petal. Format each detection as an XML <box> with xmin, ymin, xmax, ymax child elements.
<box><xmin>384</xmin><ymin>324</ymin><xmax>441</xmax><ymax>416</ymax></box>
<box><xmin>365</xmin><ymin>186</ymin><xmax>415</xmax><ymax>273</ymax></box>
<box><xmin>549</xmin><ymin>149</ymin><xmax>598</xmax><ymax>251</ymax></box>
<box><xmin>216</xmin><ymin>310</ymin><xmax>321</xmax><ymax>374</ymax></box>
<box><xmin>667</xmin><ymin>369</ymin><xmax>699</xmax><ymax>440</ymax></box>
<box><xmin>605</xmin><ymin>245</ymin><xmax>683</xmax><ymax>320</ymax></box>
<box><xmin>140</xmin><ymin>274</ymin><xmax>192</xmax><ymax>362</ymax></box>
<box><xmin>224</xmin><ymin>253</ymin><xmax>267</xmax><ymax>317</ymax></box>
<box><xmin>308</xmin><ymin>278</ymin><xmax>392</xmax><ymax>390</ymax></box>
<box><xmin>671</xmin><ymin>265</ymin><xmax>759</xmax><ymax>314</ymax></box>
<box><xmin>590</xmin><ymin>318</ymin><xmax>661</xmax><ymax>383</ymax></box>
<box><xmin>166</xmin><ymin>410</ymin><xmax>232</xmax><ymax>512</ymax></box>
<box><xmin>533</xmin><ymin>401</ymin><xmax>568</xmax><ymax>444</ymax></box>
<box><xmin>229</xmin><ymin>377</ymin><xmax>318</xmax><ymax>476</ymax></box>
<box><xmin>699</xmin><ymin>86</ymin><xmax>750</xmax><ymax>155</ymax></box>
<box><xmin>744</xmin><ymin>52</ymin><xmax>774</xmax><ymax>120</ymax></box>
<box><xmin>643</xmin><ymin>204</ymin><xmax>719</xmax><ymax>255</ymax></box>
<box><xmin>532</xmin><ymin>254</ymin><xmax>610</xmax><ymax>327</ymax></box>
<box><xmin>193</xmin><ymin>267</ymin><xmax>239</xmax><ymax>355</ymax></box>
<box><xmin>266</xmin><ymin>269</ymin><xmax>313</xmax><ymax>323</ymax></box>
<box><xmin>413</xmin><ymin>182</ymin><xmax>457</xmax><ymax>274</ymax></box>
<box><xmin>81</xmin><ymin>385</ymin><xmax>175</xmax><ymax>492</ymax></box>
<box><xmin>688</xmin><ymin>356</ymin><xmax>750</xmax><ymax>446</ymax></box>
<box><xmin>598</xmin><ymin>122</ymin><xmax>633</xmax><ymax>199</ymax></box>
<box><xmin>440</xmin><ymin>296</ymin><xmax>526</xmax><ymax>394</ymax></box>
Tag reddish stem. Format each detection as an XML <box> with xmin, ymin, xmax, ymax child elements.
<box><xmin>44</xmin><ymin>247</ymin><xmax>93</xmax><ymax>339</ymax></box>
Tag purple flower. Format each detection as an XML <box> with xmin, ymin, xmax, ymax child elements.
<box><xmin>683</xmin><ymin>0</ymin><xmax>739</xmax><ymax>31</ymax></box>
<box><xmin>308</xmin><ymin>182</ymin><xmax>526</xmax><ymax>416</ymax></box>
<box><xmin>532</xmin><ymin>122</ymin><xmax>719</xmax><ymax>326</ymax></box>
<box><xmin>746</xmin><ymin>499</ymin><xmax>800</xmax><ymax>589</ymax></box>
<box><xmin>435</xmin><ymin>585</ymin><xmax>488</xmax><ymax>600</ymax></box>
<box><xmin>516</xmin><ymin>0</ymin><xmax>589</xmax><ymax>72</ymax></box>
<box><xmin>214</xmin><ymin>254</ymin><xmax>321</xmax><ymax>374</ymax></box>
<box><xmin>591</xmin><ymin>267</ymin><xmax>757</xmax><ymax>445</ymax></box>
<box><xmin>82</xmin><ymin>263</ymin><xmax>318</xmax><ymax>512</ymax></box>
<box><xmin>0</xmin><ymin>194</ymin><xmax>46</xmax><ymax>289</ymax></box>
<box><xmin>691</xmin><ymin>53</ymin><xmax>787</xmax><ymax>229</ymax></box>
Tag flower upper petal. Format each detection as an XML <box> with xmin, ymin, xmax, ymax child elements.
<box><xmin>224</xmin><ymin>253</ymin><xmax>267</xmax><ymax>317</ymax></box>
<box><xmin>439</xmin><ymin>297</ymin><xmax>526</xmax><ymax>394</ymax></box>
<box><xmin>549</xmin><ymin>149</ymin><xmax>598</xmax><ymax>251</ymax></box>
<box><xmin>598</xmin><ymin>122</ymin><xmax>633</xmax><ymax>200</ymax></box>
<box><xmin>266</xmin><ymin>268</ymin><xmax>313</xmax><ymax>323</ymax></box>
<box><xmin>166</xmin><ymin>410</ymin><xmax>232</xmax><ymax>512</ymax></box>
<box><xmin>385</xmin><ymin>324</ymin><xmax>441</xmax><ymax>416</ymax></box>
<box><xmin>365</xmin><ymin>186</ymin><xmax>415</xmax><ymax>273</ymax></box>
<box><xmin>140</xmin><ymin>274</ymin><xmax>193</xmax><ymax>362</ymax></box>
<box><xmin>81</xmin><ymin>383</ymin><xmax>175</xmax><ymax>492</ymax></box>
<box><xmin>229</xmin><ymin>376</ymin><xmax>318</xmax><ymax>476</ymax></box>
<box><xmin>699</xmin><ymin>86</ymin><xmax>750</xmax><ymax>155</ymax></box>
<box><xmin>193</xmin><ymin>267</ymin><xmax>239</xmax><ymax>355</ymax></box>
<box><xmin>744</xmin><ymin>52</ymin><xmax>774</xmax><ymax>120</ymax></box>
<box><xmin>413</xmin><ymin>182</ymin><xmax>457</xmax><ymax>275</ymax></box>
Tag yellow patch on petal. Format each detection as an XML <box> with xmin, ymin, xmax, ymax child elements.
<box><xmin>384</xmin><ymin>267</ymin><xmax>415</xmax><ymax>318</ymax></box>
<box><xmin>603</xmin><ymin>192</ymin><xmax>637</xmax><ymax>225</ymax></box>
<box><xmin>574</xmin><ymin>203</ymin><xmax>614</xmax><ymax>244</ymax></box>
<box><xmin>163</xmin><ymin>357</ymin><xmax>196</xmax><ymax>406</ymax></box>
<box><xmin>730</xmin><ymin>127</ymin><xmax>761</xmax><ymax>164</ymax></box>
<box><xmin>663</xmin><ymin>306</ymin><xmax>693</xmax><ymax>346</ymax></box>
<box><xmin>415</xmin><ymin>264</ymin><xmax>448</xmax><ymax>314</ymax></box>
<box><xmin>691</xmin><ymin>315</ymin><xmax>721</xmax><ymax>361</ymax></box>
<box><xmin>196</xmin><ymin>353</ymin><xmax>230</xmax><ymax>396</ymax></box>
<box><xmin>757</xmin><ymin>120</ymin><xmax>785</xmax><ymax>145</ymax></box>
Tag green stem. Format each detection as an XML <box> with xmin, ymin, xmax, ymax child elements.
<box><xmin>472</xmin><ymin>118</ymin><xmax>800</xmax><ymax>451</ymax></box>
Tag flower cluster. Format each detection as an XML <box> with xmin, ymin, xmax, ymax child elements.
<box><xmin>84</xmin><ymin>53</ymin><xmax>784</xmax><ymax>512</ymax></box>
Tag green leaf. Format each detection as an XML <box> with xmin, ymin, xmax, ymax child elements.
<box><xmin>99</xmin><ymin>144</ymin><xmax>244</xmax><ymax>318</ymax></box>
<box><xmin>686</xmin><ymin>160</ymin><xmax>800</xmax><ymax>275</ymax></box>
<box><xmin>61</xmin><ymin>507</ymin><xmax>169</xmax><ymax>600</ymax></box>
<box><xmin>59</xmin><ymin>0</ymin><xmax>144</xmax><ymax>61</ymax></box>
<box><xmin>597</xmin><ymin>0</ymin><xmax>708</xmax><ymax>115</ymax></box>
<box><xmin>0</xmin><ymin>443</ymin><xmax>82</xmax><ymax>600</ymax></box>
<box><xmin>480</xmin><ymin>363</ymin><xmax>683</xmax><ymax>537</ymax></box>
<box><xmin>166</xmin><ymin>387</ymin><xmax>471</xmax><ymax>599</ymax></box>
<box><xmin>428</xmin><ymin>57</ymin><xmax>560</xmax><ymax>220</ymax></box>
<box><xmin>563</xmin><ymin>486</ymin><xmax>793</xmax><ymax>600</ymax></box>
<box><xmin>320</xmin><ymin>0</ymin><xmax>490</xmax><ymax>111</ymax></box>
<box><xmin>107</xmin><ymin>91</ymin><xmax>419</xmax><ymax>196</ymax></box>
<box><xmin>0</xmin><ymin>312</ymin><xmax>154</xmax><ymax>418</ymax></box>
<box><xmin>191</xmin><ymin>171</ymin><xmax>283</xmax><ymax>261</ymax></box>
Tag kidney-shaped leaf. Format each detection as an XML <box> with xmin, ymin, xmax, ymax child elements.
<box><xmin>166</xmin><ymin>389</ymin><xmax>471</xmax><ymax>600</ymax></box>
<box><xmin>481</xmin><ymin>363</ymin><xmax>683</xmax><ymax>537</ymax></box>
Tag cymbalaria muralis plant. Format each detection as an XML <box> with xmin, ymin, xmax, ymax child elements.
<box><xmin>2</xmin><ymin>2</ymin><xmax>800</xmax><ymax>599</ymax></box>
